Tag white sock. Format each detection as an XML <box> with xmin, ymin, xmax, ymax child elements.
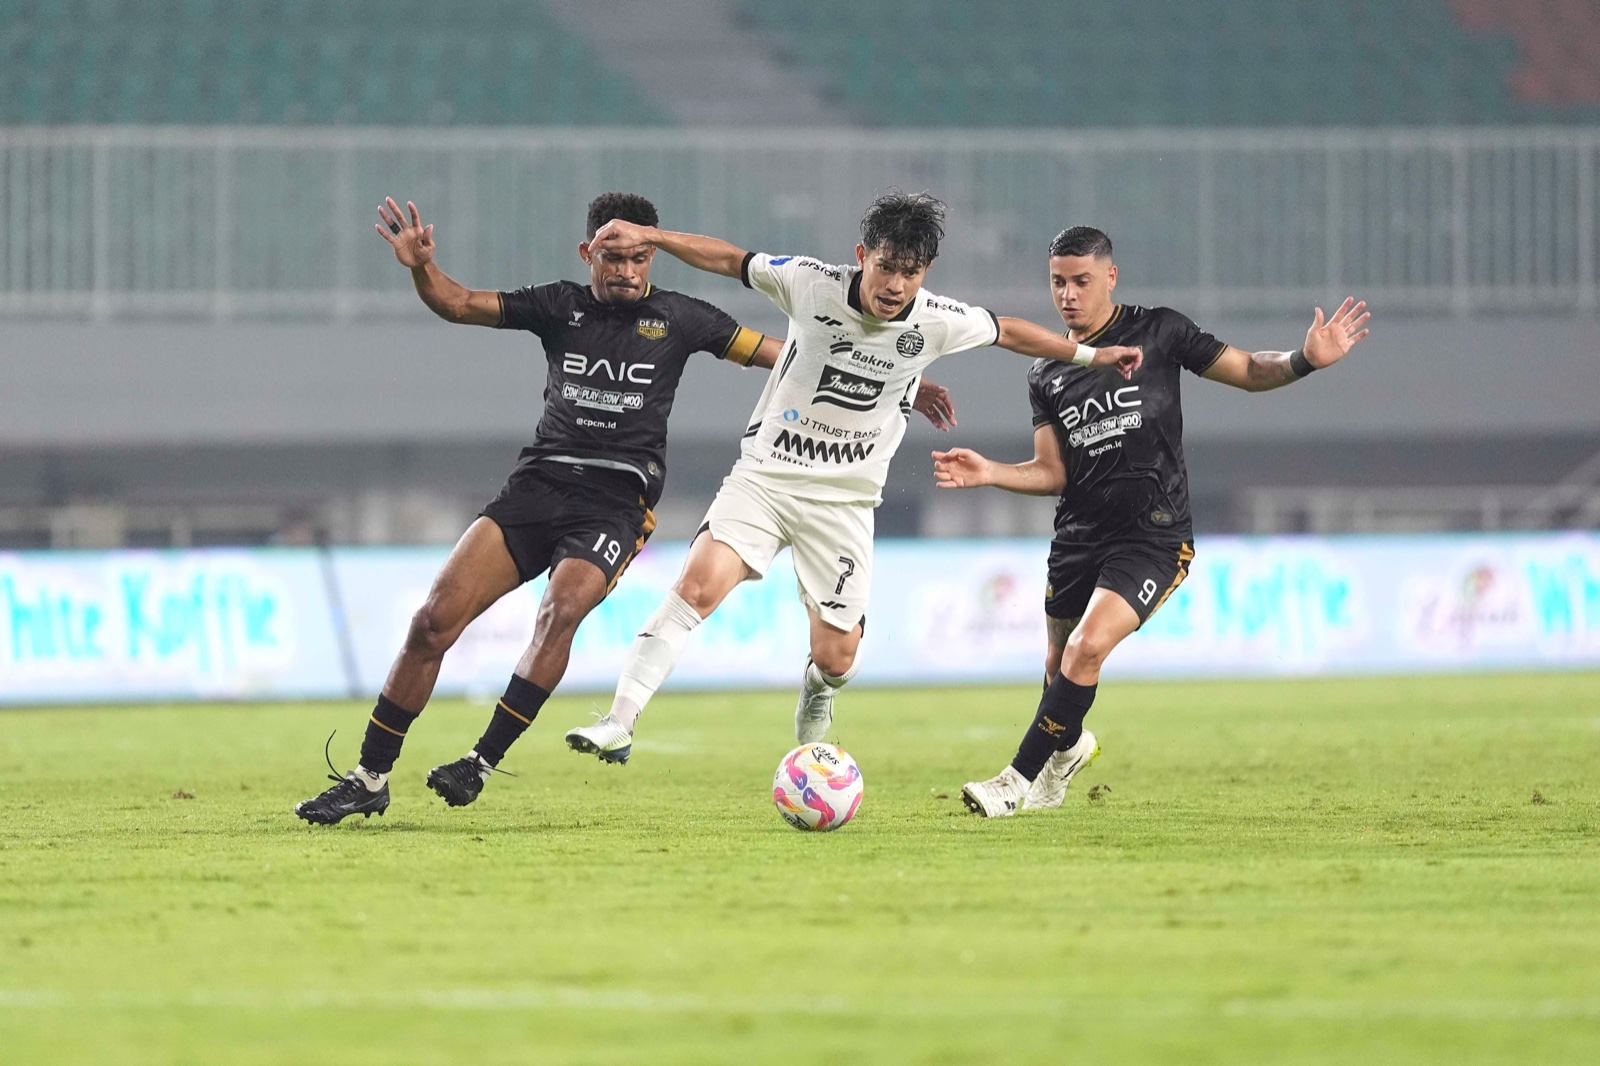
<box><xmin>611</xmin><ymin>592</ymin><xmax>704</xmax><ymax>731</ymax></box>
<box><xmin>466</xmin><ymin>750</ymin><xmax>493</xmax><ymax>783</ymax></box>
<box><xmin>354</xmin><ymin>765</ymin><xmax>388</xmax><ymax>792</ymax></box>
<box><xmin>1000</xmin><ymin>765</ymin><xmax>1031</xmax><ymax>789</ymax></box>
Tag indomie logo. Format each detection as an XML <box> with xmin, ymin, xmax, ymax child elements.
<box><xmin>813</xmin><ymin>365</ymin><xmax>884</xmax><ymax>411</ymax></box>
<box><xmin>773</xmin><ymin>429</ymin><xmax>875</xmax><ymax>464</ymax></box>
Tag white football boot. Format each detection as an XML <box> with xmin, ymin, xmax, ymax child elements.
<box><xmin>960</xmin><ymin>765</ymin><xmax>1031</xmax><ymax>818</ymax></box>
<box><xmin>1022</xmin><ymin>730</ymin><xmax>1099</xmax><ymax>810</ymax></box>
<box><xmin>794</xmin><ymin>660</ymin><xmax>835</xmax><ymax>744</ymax></box>
<box><xmin>564</xmin><ymin>713</ymin><xmax>633</xmax><ymax>764</ymax></box>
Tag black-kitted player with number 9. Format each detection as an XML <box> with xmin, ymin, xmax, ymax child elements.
<box><xmin>935</xmin><ymin>227</ymin><xmax>1370</xmax><ymax>818</ymax></box>
<box><xmin>295</xmin><ymin>191</ymin><xmax>962</xmax><ymax>824</ymax></box>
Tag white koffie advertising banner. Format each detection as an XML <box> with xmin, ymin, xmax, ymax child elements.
<box><xmin>1</xmin><ymin>534</ymin><xmax>1597</xmax><ymax>703</ymax></box>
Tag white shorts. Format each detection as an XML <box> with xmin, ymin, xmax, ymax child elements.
<box><xmin>700</xmin><ymin>473</ymin><xmax>874</xmax><ymax>632</ymax></box>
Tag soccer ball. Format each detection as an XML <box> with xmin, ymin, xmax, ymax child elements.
<box><xmin>772</xmin><ymin>743</ymin><xmax>863</xmax><ymax>831</ymax></box>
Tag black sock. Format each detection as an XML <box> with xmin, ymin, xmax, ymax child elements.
<box><xmin>1009</xmin><ymin>676</ymin><xmax>1098</xmax><ymax>781</ymax></box>
<box><xmin>473</xmin><ymin>675</ymin><xmax>551</xmax><ymax>766</ymax></box>
<box><xmin>360</xmin><ymin>695</ymin><xmax>420</xmax><ymax>774</ymax></box>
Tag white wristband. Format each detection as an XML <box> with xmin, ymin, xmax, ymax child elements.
<box><xmin>1071</xmin><ymin>343</ymin><xmax>1097</xmax><ymax>367</ymax></box>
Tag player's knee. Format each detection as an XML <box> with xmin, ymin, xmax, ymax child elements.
<box><xmin>404</xmin><ymin>601</ymin><xmax>459</xmax><ymax>660</ymax></box>
<box><xmin>1064</xmin><ymin>627</ymin><xmax>1114</xmax><ymax>671</ymax></box>
<box><xmin>810</xmin><ymin>640</ymin><xmax>858</xmax><ymax>679</ymax></box>
<box><xmin>535</xmin><ymin>594</ymin><xmax>590</xmax><ymax>639</ymax></box>
<box><xmin>672</xmin><ymin>575</ymin><xmax>718</xmax><ymax>615</ymax></box>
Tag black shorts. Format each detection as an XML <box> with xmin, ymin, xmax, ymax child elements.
<box><xmin>1045</xmin><ymin>538</ymin><xmax>1194</xmax><ymax>627</ymax></box>
<box><xmin>479</xmin><ymin>461</ymin><xmax>656</xmax><ymax>591</ymax></box>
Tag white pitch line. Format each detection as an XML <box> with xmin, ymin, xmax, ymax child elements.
<box><xmin>2</xmin><ymin>989</ymin><xmax>1598</xmax><ymax>1021</ymax></box>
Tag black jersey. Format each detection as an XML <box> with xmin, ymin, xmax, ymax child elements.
<box><xmin>1028</xmin><ymin>304</ymin><xmax>1227</xmax><ymax>545</ymax></box>
<box><xmin>497</xmin><ymin>281</ymin><xmax>762</xmax><ymax>507</ymax></box>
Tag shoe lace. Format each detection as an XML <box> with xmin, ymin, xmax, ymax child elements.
<box><xmin>320</xmin><ymin>730</ymin><xmax>345</xmax><ymax>786</ymax></box>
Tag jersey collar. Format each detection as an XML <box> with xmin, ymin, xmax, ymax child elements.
<box><xmin>1075</xmin><ymin>304</ymin><xmax>1124</xmax><ymax>345</ymax></box>
<box><xmin>846</xmin><ymin>271</ymin><xmax>916</xmax><ymax>323</ymax></box>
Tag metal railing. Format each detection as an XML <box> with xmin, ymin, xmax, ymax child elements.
<box><xmin>2</xmin><ymin>125</ymin><xmax>1598</xmax><ymax>319</ymax></box>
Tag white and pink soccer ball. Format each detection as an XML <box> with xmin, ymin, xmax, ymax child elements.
<box><xmin>772</xmin><ymin>743</ymin><xmax>864</xmax><ymax>831</ymax></box>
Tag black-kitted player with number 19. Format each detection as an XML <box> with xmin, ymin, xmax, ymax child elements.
<box><xmin>936</xmin><ymin>227</ymin><xmax>1371</xmax><ymax>818</ymax></box>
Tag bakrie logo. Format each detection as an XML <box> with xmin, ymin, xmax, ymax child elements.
<box><xmin>813</xmin><ymin>365</ymin><xmax>884</xmax><ymax>411</ymax></box>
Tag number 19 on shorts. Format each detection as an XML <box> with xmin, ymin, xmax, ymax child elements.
<box><xmin>592</xmin><ymin>533</ymin><xmax>622</xmax><ymax>566</ymax></box>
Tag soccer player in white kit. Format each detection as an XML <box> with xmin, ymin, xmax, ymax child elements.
<box><xmin>563</xmin><ymin>192</ymin><xmax>1143</xmax><ymax>763</ymax></box>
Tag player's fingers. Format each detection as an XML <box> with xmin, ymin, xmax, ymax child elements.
<box><xmin>376</xmin><ymin>222</ymin><xmax>397</xmax><ymax>245</ymax></box>
<box><xmin>1347</xmin><ymin>311</ymin><xmax>1371</xmax><ymax>334</ymax></box>
<box><xmin>1330</xmin><ymin>296</ymin><xmax>1355</xmax><ymax>322</ymax></box>
<box><xmin>1312</xmin><ymin>306</ymin><xmax>1325</xmax><ymax>329</ymax></box>
<box><xmin>407</xmin><ymin>201</ymin><xmax>422</xmax><ymax>229</ymax></box>
<box><xmin>385</xmin><ymin>197</ymin><xmax>406</xmax><ymax>228</ymax></box>
<box><xmin>1349</xmin><ymin>328</ymin><xmax>1370</xmax><ymax>345</ymax></box>
<box><xmin>423</xmin><ymin>224</ymin><xmax>434</xmax><ymax>242</ymax></box>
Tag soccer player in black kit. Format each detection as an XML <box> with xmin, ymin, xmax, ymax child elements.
<box><xmin>297</xmin><ymin>191</ymin><xmax>955</xmax><ymax>824</ymax></box>
<box><xmin>934</xmin><ymin>227</ymin><xmax>1371</xmax><ymax>817</ymax></box>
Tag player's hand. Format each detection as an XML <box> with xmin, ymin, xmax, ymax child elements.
<box><xmin>1091</xmin><ymin>344</ymin><xmax>1143</xmax><ymax>380</ymax></box>
<box><xmin>1303</xmin><ymin>297</ymin><xmax>1370</xmax><ymax>369</ymax></box>
<box><xmin>932</xmin><ymin>448</ymin><xmax>991</xmax><ymax>489</ymax></box>
<box><xmin>590</xmin><ymin>218</ymin><xmax>657</xmax><ymax>253</ymax></box>
<box><xmin>913</xmin><ymin>380</ymin><xmax>958</xmax><ymax>431</ymax></box>
<box><xmin>376</xmin><ymin>198</ymin><xmax>434</xmax><ymax>269</ymax></box>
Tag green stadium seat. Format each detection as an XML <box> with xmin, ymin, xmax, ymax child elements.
<box><xmin>0</xmin><ymin>0</ymin><xmax>663</xmax><ymax>125</ymax></box>
<box><xmin>741</xmin><ymin>0</ymin><xmax>1600</xmax><ymax>126</ymax></box>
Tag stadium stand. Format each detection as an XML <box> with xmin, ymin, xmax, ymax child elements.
<box><xmin>738</xmin><ymin>0</ymin><xmax>1600</xmax><ymax>126</ymax></box>
<box><xmin>0</xmin><ymin>0</ymin><xmax>664</xmax><ymax>125</ymax></box>
<box><xmin>1450</xmin><ymin>0</ymin><xmax>1600</xmax><ymax>106</ymax></box>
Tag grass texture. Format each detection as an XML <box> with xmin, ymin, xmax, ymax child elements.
<box><xmin>2</xmin><ymin>673</ymin><xmax>1598</xmax><ymax>1064</ymax></box>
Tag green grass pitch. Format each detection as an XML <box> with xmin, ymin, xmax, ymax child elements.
<box><xmin>2</xmin><ymin>673</ymin><xmax>1598</xmax><ymax>1064</ymax></box>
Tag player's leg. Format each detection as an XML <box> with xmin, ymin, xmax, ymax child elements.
<box><xmin>789</xmin><ymin>501</ymin><xmax>873</xmax><ymax>744</ymax></box>
<box><xmin>964</xmin><ymin>541</ymin><xmax>1193</xmax><ymax>817</ymax></box>
<box><xmin>565</xmin><ymin>476</ymin><xmax>784</xmax><ymax>762</ymax></box>
<box><xmin>426</xmin><ymin>555</ymin><xmax>610</xmax><ymax>804</ymax></box>
<box><xmin>434</xmin><ymin>494</ymin><xmax>656</xmax><ymax>798</ymax></box>
<box><xmin>295</xmin><ymin>517</ymin><xmax>521</xmax><ymax>824</ymax></box>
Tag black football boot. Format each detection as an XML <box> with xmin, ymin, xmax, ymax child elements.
<box><xmin>426</xmin><ymin>756</ymin><xmax>491</xmax><ymax>807</ymax></box>
<box><xmin>295</xmin><ymin>770</ymin><xmax>390</xmax><ymax>825</ymax></box>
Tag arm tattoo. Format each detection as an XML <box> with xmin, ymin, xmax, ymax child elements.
<box><xmin>1244</xmin><ymin>350</ymin><xmax>1300</xmax><ymax>390</ymax></box>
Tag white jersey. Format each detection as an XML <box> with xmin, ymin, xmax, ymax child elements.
<box><xmin>735</xmin><ymin>252</ymin><xmax>1000</xmax><ymax>504</ymax></box>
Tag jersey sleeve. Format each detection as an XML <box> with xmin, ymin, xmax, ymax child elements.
<box><xmin>929</xmin><ymin>295</ymin><xmax>1002</xmax><ymax>355</ymax></box>
<box><xmin>497</xmin><ymin>283</ymin><xmax>564</xmax><ymax>336</ymax></box>
<box><xmin>740</xmin><ymin>252</ymin><xmax>826</xmax><ymax>317</ymax></box>
<box><xmin>1161</xmin><ymin>308</ymin><xmax>1229</xmax><ymax>375</ymax></box>
<box><xmin>677</xmin><ymin>296</ymin><xmax>765</xmax><ymax>366</ymax></box>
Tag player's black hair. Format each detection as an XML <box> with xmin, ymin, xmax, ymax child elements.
<box><xmin>860</xmin><ymin>189</ymin><xmax>945</xmax><ymax>267</ymax></box>
<box><xmin>586</xmin><ymin>191</ymin><xmax>659</xmax><ymax>238</ymax></box>
<box><xmin>1049</xmin><ymin>226</ymin><xmax>1113</xmax><ymax>260</ymax></box>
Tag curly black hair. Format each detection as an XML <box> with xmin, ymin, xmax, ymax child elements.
<box><xmin>586</xmin><ymin>191</ymin><xmax>659</xmax><ymax>238</ymax></box>
<box><xmin>1049</xmin><ymin>226</ymin><xmax>1113</xmax><ymax>260</ymax></box>
<box><xmin>860</xmin><ymin>189</ymin><xmax>945</xmax><ymax>267</ymax></box>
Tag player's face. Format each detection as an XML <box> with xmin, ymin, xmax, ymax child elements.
<box><xmin>1049</xmin><ymin>254</ymin><xmax>1117</xmax><ymax>331</ymax></box>
<box><xmin>579</xmin><ymin>240</ymin><xmax>655</xmax><ymax>303</ymax></box>
<box><xmin>855</xmin><ymin>244</ymin><xmax>928</xmax><ymax>320</ymax></box>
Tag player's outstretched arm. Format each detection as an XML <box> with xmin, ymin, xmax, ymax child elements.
<box><xmin>590</xmin><ymin>219</ymin><xmax>748</xmax><ymax>279</ymax></box>
<box><xmin>914</xmin><ymin>380</ymin><xmax>958</xmax><ymax>432</ymax></box>
<box><xmin>1203</xmin><ymin>297</ymin><xmax>1371</xmax><ymax>393</ymax></box>
<box><xmin>994</xmin><ymin>317</ymin><xmax>1143</xmax><ymax>380</ymax></box>
<box><xmin>376</xmin><ymin>197</ymin><xmax>502</xmax><ymax>326</ymax></box>
<box><xmin>933</xmin><ymin>426</ymin><xmax>1065</xmax><ymax>496</ymax></box>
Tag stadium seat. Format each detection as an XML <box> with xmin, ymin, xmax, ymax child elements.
<box><xmin>739</xmin><ymin>0</ymin><xmax>1600</xmax><ymax>126</ymax></box>
<box><xmin>0</xmin><ymin>0</ymin><xmax>664</xmax><ymax>125</ymax></box>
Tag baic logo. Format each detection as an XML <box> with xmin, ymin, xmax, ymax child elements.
<box><xmin>813</xmin><ymin>365</ymin><xmax>884</xmax><ymax>411</ymax></box>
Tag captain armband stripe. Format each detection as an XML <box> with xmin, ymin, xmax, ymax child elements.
<box><xmin>721</xmin><ymin>326</ymin><xmax>765</xmax><ymax>366</ymax></box>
